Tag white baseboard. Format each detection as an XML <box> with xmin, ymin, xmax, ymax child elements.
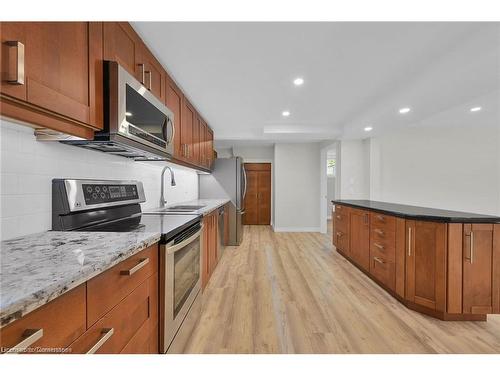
<box><xmin>272</xmin><ymin>227</ymin><xmax>321</xmax><ymax>233</ymax></box>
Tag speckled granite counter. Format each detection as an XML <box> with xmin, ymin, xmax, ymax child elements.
<box><xmin>0</xmin><ymin>231</ymin><xmax>160</xmax><ymax>328</ymax></box>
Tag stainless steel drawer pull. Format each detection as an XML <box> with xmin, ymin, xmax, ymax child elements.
<box><xmin>373</xmin><ymin>256</ymin><xmax>385</xmax><ymax>264</ymax></box>
<box><xmin>146</xmin><ymin>70</ymin><xmax>152</xmax><ymax>90</ymax></box>
<box><xmin>336</xmin><ymin>215</ymin><xmax>341</xmax><ymax>220</ymax></box>
<box><xmin>5</xmin><ymin>328</ymin><xmax>43</xmax><ymax>354</ymax></box>
<box><xmin>376</xmin><ymin>215</ymin><xmax>385</xmax><ymax>221</ymax></box>
<box><xmin>374</xmin><ymin>243</ymin><xmax>384</xmax><ymax>250</ymax></box>
<box><xmin>408</xmin><ymin>227</ymin><xmax>412</xmax><ymax>257</ymax></box>
<box><xmin>120</xmin><ymin>258</ymin><xmax>149</xmax><ymax>276</ymax></box>
<box><xmin>336</xmin><ymin>231</ymin><xmax>343</xmax><ymax>237</ymax></box>
<box><xmin>86</xmin><ymin>328</ymin><xmax>114</xmax><ymax>354</ymax></box>
<box><xmin>5</xmin><ymin>41</ymin><xmax>25</xmax><ymax>85</ymax></box>
<box><xmin>138</xmin><ymin>63</ymin><xmax>145</xmax><ymax>84</ymax></box>
<box><xmin>466</xmin><ymin>232</ymin><xmax>474</xmax><ymax>263</ymax></box>
<box><xmin>374</xmin><ymin>229</ymin><xmax>384</xmax><ymax>236</ymax></box>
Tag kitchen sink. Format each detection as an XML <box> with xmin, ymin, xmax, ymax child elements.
<box><xmin>143</xmin><ymin>204</ymin><xmax>206</xmax><ymax>214</ymax></box>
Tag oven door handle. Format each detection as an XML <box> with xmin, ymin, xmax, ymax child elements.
<box><xmin>163</xmin><ymin>226</ymin><xmax>203</xmax><ymax>255</ymax></box>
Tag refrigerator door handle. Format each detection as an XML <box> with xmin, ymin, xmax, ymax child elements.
<box><xmin>242</xmin><ymin>166</ymin><xmax>247</xmax><ymax>200</ymax></box>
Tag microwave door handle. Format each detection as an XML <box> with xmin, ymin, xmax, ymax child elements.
<box><xmin>161</xmin><ymin>118</ymin><xmax>169</xmax><ymax>143</ymax></box>
<box><xmin>167</xmin><ymin>116</ymin><xmax>175</xmax><ymax>145</ymax></box>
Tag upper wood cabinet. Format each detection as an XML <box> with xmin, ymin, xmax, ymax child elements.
<box><xmin>136</xmin><ymin>45</ymin><xmax>164</xmax><ymax>102</ymax></box>
<box><xmin>405</xmin><ymin>220</ymin><xmax>447</xmax><ymax>312</ymax></box>
<box><xmin>1</xmin><ymin>22</ymin><xmax>103</xmax><ymax>138</ymax></box>
<box><xmin>165</xmin><ymin>75</ymin><xmax>183</xmax><ymax>159</ymax></box>
<box><xmin>103</xmin><ymin>22</ymin><xmax>141</xmax><ymax>80</ymax></box>
<box><xmin>180</xmin><ymin>98</ymin><xmax>195</xmax><ymax>162</ymax></box>
<box><xmin>192</xmin><ymin>113</ymin><xmax>201</xmax><ymax>165</ymax></box>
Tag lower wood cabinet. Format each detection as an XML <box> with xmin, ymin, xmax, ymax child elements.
<box><xmin>405</xmin><ymin>220</ymin><xmax>447</xmax><ymax>312</ymax></box>
<box><xmin>349</xmin><ymin>208</ymin><xmax>370</xmax><ymax>271</ymax></box>
<box><xmin>0</xmin><ymin>243</ymin><xmax>159</xmax><ymax>354</ymax></box>
<box><xmin>202</xmin><ymin>209</ymin><xmax>220</xmax><ymax>290</ymax></box>
<box><xmin>0</xmin><ymin>285</ymin><xmax>86</xmax><ymax>354</ymax></box>
<box><xmin>332</xmin><ymin>203</ymin><xmax>500</xmax><ymax>321</ymax></box>
<box><xmin>462</xmin><ymin>224</ymin><xmax>496</xmax><ymax>314</ymax></box>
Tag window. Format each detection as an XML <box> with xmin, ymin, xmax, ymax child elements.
<box><xmin>327</xmin><ymin>158</ymin><xmax>336</xmax><ymax>177</ymax></box>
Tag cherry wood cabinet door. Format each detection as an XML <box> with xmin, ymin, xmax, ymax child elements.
<box><xmin>2</xmin><ymin>22</ymin><xmax>103</xmax><ymax>129</ymax></box>
<box><xmin>349</xmin><ymin>208</ymin><xmax>370</xmax><ymax>271</ymax></box>
<box><xmin>181</xmin><ymin>98</ymin><xmax>195</xmax><ymax>162</ymax></box>
<box><xmin>1</xmin><ymin>22</ymin><xmax>27</xmax><ymax>100</ymax></box>
<box><xmin>206</xmin><ymin>127</ymin><xmax>214</xmax><ymax>169</ymax></box>
<box><xmin>405</xmin><ymin>220</ymin><xmax>447</xmax><ymax>312</ymax></box>
<box><xmin>103</xmin><ymin>22</ymin><xmax>141</xmax><ymax>80</ymax></box>
<box><xmin>463</xmin><ymin>224</ymin><xmax>494</xmax><ymax>314</ymax></box>
<box><xmin>333</xmin><ymin>205</ymin><xmax>350</xmax><ymax>254</ymax></box>
<box><xmin>136</xmin><ymin>46</ymin><xmax>164</xmax><ymax>102</ymax></box>
<box><xmin>165</xmin><ymin>76</ymin><xmax>183</xmax><ymax>159</ymax></box>
<box><xmin>192</xmin><ymin>114</ymin><xmax>201</xmax><ymax>165</ymax></box>
<box><xmin>200</xmin><ymin>120</ymin><xmax>208</xmax><ymax>168</ymax></box>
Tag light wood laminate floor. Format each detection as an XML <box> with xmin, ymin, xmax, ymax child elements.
<box><xmin>184</xmin><ymin>225</ymin><xmax>500</xmax><ymax>353</ymax></box>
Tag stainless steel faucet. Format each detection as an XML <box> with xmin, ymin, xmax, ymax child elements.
<box><xmin>159</xmin><ymin>166</ymin><xmax>176</xmax><ymax>207</ymax></box>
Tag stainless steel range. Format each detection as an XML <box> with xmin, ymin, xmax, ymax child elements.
<box><xmin>52</xmin><ymin>178</ymin><xmax>203</xmax><ymax>353</ymax></box>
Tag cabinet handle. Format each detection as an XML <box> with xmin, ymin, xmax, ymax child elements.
<box><xmin>466</xmin><ymin>232</ymin><xmax>474</xmax><ymax>263</ymax></box>
<box><xmin>373</xmin><ymin>256</ymin><xmax>385</xmax><ymax>264</ymax></box>
<box><xmin>336</xmin><ymin>231</ymin><xmax>343</xmax><ymax>237</ymax></box>
<box><xmin>408</xmin><ymin>227</ymin><xmax>412</xmax><ymax>257</ymax></box>
<box><xmin>374</xmin><ymin>229</ymin><xmax>384</xmax><ymax>236</ymax></box>
<box><xmin>5</xmin><ymin>41</ymin><xmax>25</xmax><ymax>85</ymax></box>
<box><xmin>336</xmin><ymin>215</ymin><xmax>341</xmax><ymax>220</ymax></box>
<box><xmin>138</xmin><ymin>63</ymin><xmax>145</xmax><ymax>84</ymax></box>
<box><xmin>86</xmin><ymin>328</ymin><xmax>114</xmax><ymax>354</ymax></box>
<box><xmin>145</xmin><ymin>70</ymin><xmax>152</xmax><ymax>90</ymax></box>
<box><xmin>5</xmin><ymin>328</ymin><xmax>43</xmax><ymax>354</ymax></box>
<box><xmin>376</xmin><ymin>214</ymin><xmax>385</xmax><ymax>221</ymax></box>
<box><xmin>374</xmin><ymin>242</ymin><xmax>384</xmax><ymax>250</ymax></box>
<box><xmin>120</xmin><ymin>258</ymin><xmax>149</xmax><ymax>276</ymax></box>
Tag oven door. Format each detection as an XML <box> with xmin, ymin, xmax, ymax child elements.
<box><xmin>110</xmin><ymin>61</ymin><xmax>175</xmax><ymax>156</ymax></box>
<box><xmin>161</xmin><ymin>224</ymin><xmax>202</xmax><ymax>353</ymax></box>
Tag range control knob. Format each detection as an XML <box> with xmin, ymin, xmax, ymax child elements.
<box><xmin>92</xmin><ymin>193</ymin><xmax>98</xmax><ymax>199</ymax></box>
<box><xmin>86</xmin><ymin>186</ymin><xmax>93</xmax><ymax>193</ymax></box>
<box><xmin>100</xmin><ymin>192</ymin><xmax>106</xmax><ymax>199</ymax></box>
<box><xmin>95</xmin><ymin>186</ymin><xmax>100</xmax><ymax>193</ymax></box>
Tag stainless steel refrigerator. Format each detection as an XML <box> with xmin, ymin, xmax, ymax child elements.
<box><xmin>199</xmin><ymin>157</ymin><xmax>246</xmax><ymax>245</ymax></box>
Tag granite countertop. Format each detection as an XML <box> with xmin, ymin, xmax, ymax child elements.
<box><xmin>0</xmin><ymin>230</ymin><xmax>161</xmax><ymax>328</ymax></box>
<box><xmin>332</xmin><ymin>199</ymin><xmax>500</xmax><ymax>223</ymax></box>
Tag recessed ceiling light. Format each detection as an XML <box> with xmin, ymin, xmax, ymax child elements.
<box><xmin>470</xmin><ymin>106</ymin><xmax>482</xmax><ymax>112</ymax></box>
<box><xmin>282</xmin><ymin>111</ymin><xmax>290</xmax><ymax>117</ymax></box>
<box><xmin>364</xmin><ymin>126</ymin><xmax>373</xmax><ymax>132</ymax></box>
<box><xmin>293</xmin><ymin>77</ymin><xmax>304</xmax><ymax>86</ymax></box>
<box><xmin>399</xmin><ymin>107</ymin><xmax>411</xmax><ymax>114</ymax></box>
<box><xmin>125</xmin><ymin>112</ymin><xmax>133</xmax><ymax>116</ymax></box>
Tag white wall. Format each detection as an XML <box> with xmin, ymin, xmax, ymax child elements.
<box><xmin>232</xmin><ymin>145</ymin><xmax>274</xmax><ymax>163</ymax></box>
<box><xmin>369</xmin><ymin>115</ymin><xmax>500</xmax><ymax>215</ymax></box>
<box><xmin>274</xmin><ymin>143</ymin><xmax>320</xmax><ymax>231</ymax></box>
<box><xmin>338</xmin><ymin>139</ymin><xmax>370</xmax><ymax>199</ymax></box>
<box><xmin>0</xmin><ymin>119</ymin><xmax>199</xmax><ymax>240</ymax></box>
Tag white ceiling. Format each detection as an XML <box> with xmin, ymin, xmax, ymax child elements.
<box><xmin>132</xmin><ymin>22</ymin><xmax>500</xmax><ymax>145</ymax></box>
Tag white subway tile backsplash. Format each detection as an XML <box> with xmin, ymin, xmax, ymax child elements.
<box><xmin>0</xmin><ymin>118</ymin><xmax>199</xmax><ymax>240</ymax></box>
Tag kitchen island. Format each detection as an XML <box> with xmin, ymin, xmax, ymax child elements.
<box><xmin>332</xmin><ymin>199</ymin><xmax>500</xmax><ymax>321</ymax></box>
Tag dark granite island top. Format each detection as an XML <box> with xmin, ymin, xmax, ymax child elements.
<box><xmin>332</xmin><ymin>200</ymin><xmax>500</xmax><ymax>223</ymax></box>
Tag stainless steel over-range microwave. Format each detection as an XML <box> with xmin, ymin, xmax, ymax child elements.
<box><xmin>38</xmin><ymin>61</ymin><xmax>175</xmax><ymax>161</ymax></box>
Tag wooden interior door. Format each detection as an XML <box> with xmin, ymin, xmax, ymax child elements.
<box><xmin>405</xmin><ymin>220</ymin><xmax>447</xmax><ymax>312</ymax></box>
<box><xmin>243</xmin><ymin>163</ymin><xmax>271</xmax><ymax>225</ymax></box>
<box><xmin>349</xmin><ymin>209</ymin><xmax>370</xmax><ymax>271</ymax></box>
<box><xmin>463</xmin><ymin>224</ymin><xmax>494</xmax><ymax>314</ymax></box>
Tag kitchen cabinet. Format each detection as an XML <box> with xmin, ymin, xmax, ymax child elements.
<box><xmin>0</xmin><ymin>243</ymin><xmax>159</xmax><ymax>354</ymax></box>
<box><xmin>165</xmin><ymin>76</ymin><xmax>184</xmax><ymax>160</ymax></box>
<box><xmin>1</xmin><ymin>22</ymin><xmax>103</xmax><ymax>139</ymax></box>
<box><xmin>136</xmin><ymin>45</ymin><xmax>164</xmax><ymax>102</ymax></box>
<box><xmin>0</xmin><ymin>285</ymin><xmax>86</xmax><ymax>354</ymax></box>
<box><xmin>332</xmin><ymin>205</ymin><xmax>350</xmax><ymax>254</ymax></box>
<box><xmin>202</xmin><ymin>210</ymin><xmax>219</xmax><ymax>290</ymax></box>
<box><xmin>462</xmin><ymin>224</ymin><xmax>497</xmax><ymax>314</ymax></box>
<box><xmin>405</xmin><ymin>220</ymin><xmax>447</xmax><ymax>312</ymax></box>
<box><xmin>192</xmin><ymin>114</ymin><xmax>201</xmax><ymax>165</ymax></box>
<box><xmin>243</xmin><ymin>163</ymin><xmax>272</xmax><ymax>225</ymax></box>
<box><xmin>180</xmin><ymin>98</ymin><xmax>195</xmax><ymax>162</ymax></box>
<box><xmin>103</xmin><ymin>22</ymin><xmax>141</xmax><ymax>81</ymax></box>
<box><xmin>349</xmin><ymin>208</ymin><xmax>370</xmax><ymax>271</ymax></box>
<box><xmin>200</xmin><ymin>119</ymin><xmax>209</xmax><ymax>168</ymax></box>
<box><xmin>206</xmin><ymin>127</ymin><xmax>214</xmax><ymax>169</ymax></box>
<box><xmin>370</xmin><ymin>212</ymin><xmax>397</xmax><ymax>291</ymax></box>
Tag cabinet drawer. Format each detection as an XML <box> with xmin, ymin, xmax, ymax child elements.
<box><xmin>69</xmin><ymin>279</ymin><xmax>151</xmax><ymax>354</ymax></box>
<box><xmin>370</xmin><ymin>212</ymin><xmax>396</xmax><ymax>233</ymax></box>
<box><xmin>0</xmin><ymin>285</ymin><xmax>86</xmax><ymax>354</ymax></box>
<box><xmin>370</xmin><ymin>255</ymin><xmax>395</xmax><ymax>291</ymax></box>
<box><xmin>370</xmin><ymin>237</ymin><xmax>396</xmax><ymax>262</ymax></box>
<box><xmin>87</xmin><ymin>244</ymin><xmax>158</xmax><ymax>326</ymax></box>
